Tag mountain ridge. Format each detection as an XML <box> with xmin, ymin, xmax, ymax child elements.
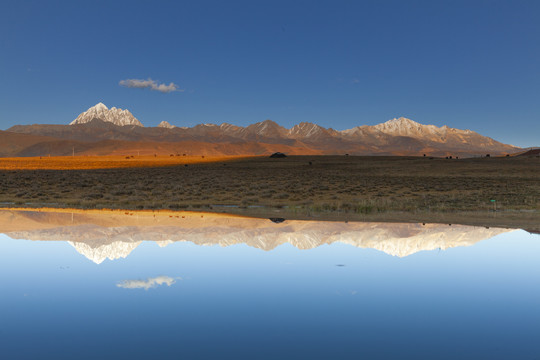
<box><xmin>3</xmin><ymin>103</ymin><xmax>521</xmax><ymax>157</ymax></box>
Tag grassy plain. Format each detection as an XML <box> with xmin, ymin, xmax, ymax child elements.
<box><xmin>0</xmin><ymin>155</ymin><xmax>538</xmax><ymax>227</ymax></box>
<box><xmin>0</xmin><ymin>155</ymin><xmax>248</xmax><ymax>170</ymax></box>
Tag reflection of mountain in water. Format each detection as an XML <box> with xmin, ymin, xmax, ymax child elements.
<box><xmin>0</xmin><ymin>209</ymin><xmax>514</xmax><ymax>263</ymax></box>
<box><xmin>68</xmin><ymin>240</ymin><xmax>142</xmax><ymax>264</ymax></box>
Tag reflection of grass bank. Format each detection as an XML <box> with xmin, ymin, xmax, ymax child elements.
<box><xmin>213</xmin><ymin>207</ymin><xmax>540</xmax><ymax>233</ymax></box>
<box><xmin>1</xmin><ymin>155</ymin><xmax>539</xmax><ymax>215</ymax></box>
<box><xmin>1</xmin><ymin>205</ymin><xmax>537</xmax><ymax>233</ymax></box>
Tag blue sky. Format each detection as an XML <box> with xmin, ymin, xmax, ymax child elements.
<box><xmin>1</xmin><ymin>0</ymin><xmax>539</xmax><ymax>147</ymax></box>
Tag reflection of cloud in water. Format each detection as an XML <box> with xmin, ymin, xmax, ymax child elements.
<box><xmin>117</xmin><ymin>276</ymin><xmax>178</xmax><ymax>290</ymax></box>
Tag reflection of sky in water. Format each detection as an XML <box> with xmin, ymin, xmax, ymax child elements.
<box><xmin>0</xmin><ymin>230</ymin><xmax>539</xmax><ymax>360</ymax></box>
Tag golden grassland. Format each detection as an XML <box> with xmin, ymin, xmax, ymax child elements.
<box><xmin>0</xmin><ymin>155</ymin><xmax>538</xmax><ymax>226</ymax></box>
<box><xmin>0</xmin><ymin>155</ymin><xmax>251</xmax><ymax>170</ymax></box>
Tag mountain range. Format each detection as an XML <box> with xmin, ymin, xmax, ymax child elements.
<box><xmin>2</xmin><ymin>103</ymin><xmax>521</xmax><ymax>157</ymax></box>
<box><xmin>0</xmin><ymin>209</ymin><xmax>513</xmax><ymax>264</ymax></box>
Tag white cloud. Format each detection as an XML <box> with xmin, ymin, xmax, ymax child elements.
<box><xmin>119</xmin><ymin>78</ymin><xmax>182</xmax><ymax>93</ymax></box>
<box><xmin>117</xmin><ymin>276</ymin><xmax>179</xmax><ymax>290</ymax></box>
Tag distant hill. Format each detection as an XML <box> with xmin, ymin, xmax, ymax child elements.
<box><xmin>513</xmin><ymin>148</ymin><xmax>540</xmax><ymax>157</ymax></box>
<box><xmin>3</xmin><ymin>102</ymin><xmax>521</xmax><ymax>157</ymax></box>
<box><xmin>0</xmin><ymin>130</ymin><xmax>60</xmax><ymax>157</ymax></box>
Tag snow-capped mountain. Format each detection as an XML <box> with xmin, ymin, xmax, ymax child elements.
<box><xmin>244</xmin><ymin>119</ymin><xmax>288</xmax><ymax>139</ymax></box>
<box><xmin>288</xmin><ymin>122</ymin><xmax>336</xmax><ymax>139</ymax></box>
<box><xmin>372</xmin><ymin>117</ymin><xmax>444</xmax><ymax>137</ymax></box>
<box><xmin>157</xmin><ymin>121</ymin><xmax>175</xmax><ymax>129</ymax></box>
<box><xmin>70</xmin><ymin>103</ymin><xmax>143</xmax><ymax>127</ymax></box>
<box><xmin>6</xmin><ymin>108</ymin><xmax>521</xmax><ymax>156</ymax></box>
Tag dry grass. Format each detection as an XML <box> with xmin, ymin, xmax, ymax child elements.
<box><xmin>0</xmin><ymin>155</ymin><xmax>251</xmax><ymax>170</ymax></box>
<box><xmin>0</xmin><ymin>155</ymin><xmax>538</xmax><ymax>214</ymax></box>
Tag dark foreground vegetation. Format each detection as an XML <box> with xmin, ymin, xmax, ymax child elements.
<box><xmin>2</xmin><ymin>155</ymin><xmax>539</xmax><ymax>220</ymax></box>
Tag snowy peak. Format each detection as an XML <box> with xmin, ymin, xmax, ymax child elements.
<box><xmin>70</xmin><ymin>103</ymin><xmax>143</xmax><ymax>127</ymax></box>
<box><xmin>94</xmin><ymin>102</ymin><xmax>108</xmax><ymax>111</ymax></box>
<box><xmin>158</xmin><ymin>121</ymin><xmax>175</xmax><ymax>129</ymax></box>
<box><xmin>245</xmin><ymin>119</ymin><xmax>287</xmax><ymax>138</ymax></box>
<box><xmin>288</xmin><ymin>122</ymin><xmax>327</xmax><ymax>138</ymax></box>
<box><xmin>371</xmin><ymin>117</ymin><xmax>471</xmax><ymax>139</ymax></box>
<box><xmin>374</xmin><ymin>117</ymin><xmax>427</xmax><ymax>135</ymax></box>
<box><xmin>384</xmin><ymin>117</ymin><xmax>421</xmax><ymax>127</ymax></box>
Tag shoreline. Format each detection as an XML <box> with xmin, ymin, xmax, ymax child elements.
<box><xmin>1</xmin><ymin>156</ymin><xmax>537</xmax><ymax>230</ymax></box>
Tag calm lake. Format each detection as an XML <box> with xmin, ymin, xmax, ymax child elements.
<box><xmin>0</xmin><ymin>209</ymin><xmax>538</xmax><ymax>359</ymax></box>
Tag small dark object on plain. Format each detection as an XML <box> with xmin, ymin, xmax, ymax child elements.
<box><xmin>308</xmin><ymin>161</ymin><xmax>312</xmax><ymax>165</ymax></box>
<box><xmin>270</xmin><ymin>152</ymin><xmax>287</xmax><ymax>158</ymax></box>
<box><xmin>486</xmin><ymin>154</ymin><xmax>490</xmax><ymax>157</ymax></box>
<box><xmin>269</xmin><ymin>218</ymin><xmax>286</xmax><ymax>223</ymax></box>
<box><xmin>184</xmin><ymin>164</ymin><xmax>188</xmax><ymax>167</ymax></box>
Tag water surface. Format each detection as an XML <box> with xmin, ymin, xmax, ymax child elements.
<box><xmin>0</xmin><ymin>209</ymin><xmax>538</xmax><ymax>359</ymax></box>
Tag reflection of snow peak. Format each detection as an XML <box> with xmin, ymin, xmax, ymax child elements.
<box><xmin>0</xmin><ymin>209</ymin><xmax>515</xmax><ymax>262</ymax></box>
<box><xmin>337</xmin><ymin>226</ymin><xmax>486</xmax><ymax>257</ymax></box>
<box><xmin>68</xmin><ymin>240</ymin><xmax>141</xmax><ymax>264</ymax></box>
<box><xmin>53</xmin><ymin>224</ymin><xmax>507</xmax><ymax>261</ymax></box>
<box><xmin>2</xmin><ymin>209</ymin><xmax>514</xmax><ymax>263</ymax></box>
